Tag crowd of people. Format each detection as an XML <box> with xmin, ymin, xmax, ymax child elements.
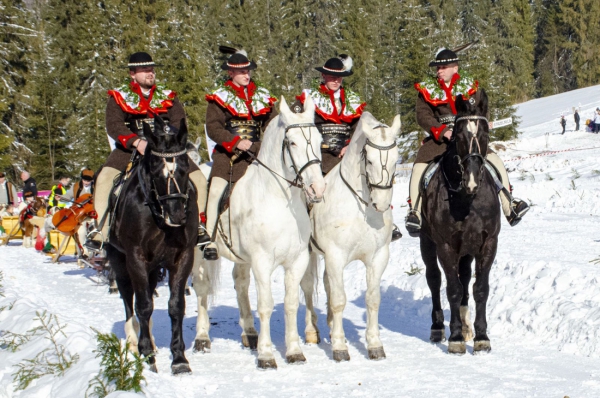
<box><xmin>562</xmin><ymin>107</ymin><xmax>600</xmax><ymax>134</ymax></box>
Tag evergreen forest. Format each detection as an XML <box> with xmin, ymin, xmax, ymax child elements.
<box><xmin>1</xmin><ymin>0</ymin><xmax>598</xmax><ymax>189</ymax></box>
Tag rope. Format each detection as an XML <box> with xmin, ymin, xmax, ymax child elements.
<box><xmin>503</xmin><ymin>145</ymin><xmax>600</xmax><ymax>163</ymax></box>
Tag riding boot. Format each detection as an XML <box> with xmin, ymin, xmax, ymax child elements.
<box><xmin>189</xmin><ymin>169</ymin><xmax>211</xmax><ymax>247</ymax></box>
<box><xmin>203</xmin><ymin>177</ymin><xmax>228</xmax><ymax>260</ymax></box>
<box><xmin>391</xmin><ymin>224</ymin><xmax>402</xmax><ymax>241</ymax></box>
<box><xmin>486</xmin><ymin>153</ymin><xmax>530</xmax><ymax>226</ymax></box>
<box><xmin>83</xmin><ymin>167</ymin><xmax>120</xmax><ymax>252</ymax></box>
<box><xmin>405</xmin><ymin>163</ymin><xmax>428</xmax><ymax>237</ymax></box>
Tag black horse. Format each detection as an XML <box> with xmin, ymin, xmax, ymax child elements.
<box><xmin>420</xmin><ymin>89</ymin><xmax>501</xmax><ymax>355</ymax></box>
<box><xmin>107</xmin><ymin>116</ymin><xmax>198</xmax><ymax>374</ymax></box>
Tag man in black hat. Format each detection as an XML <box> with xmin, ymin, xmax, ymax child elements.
<box><xmin>84</xmin><ymin>52</ymin><xmax>209</xmax><ymax>251</ymax></box>
<box><xmin>405</xmin><ymin>48</ymin><xmax>529</xmax><ymax>236</ymax></box>
<box><xmin>293</xmin><ymin>55</ymin><xmax>402</xmax><ymax>241</ymax></box>
<box><xmin>202</xmin><ymin>47</ymin><xmax>278</xmax><ymax>260</ymax></box>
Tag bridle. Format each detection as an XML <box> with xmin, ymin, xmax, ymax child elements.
<box><xmin>248</xmin><ymin>123</ymin><xmax>321</xmax><ymax>190</ymax></box>
<box><xmin>340</xmin><ymin>124</ymin><xmax>397</xmax><ymax>207</ymax></box>
<box><xmin>139</xmin><ymin>147</ymin><xmax>190</xmax><ymax>225</ymax></box>
<box><xmin>444</xmin><ymin>115</ymin><xmax>489</xmax><ymax>193</ymax></box>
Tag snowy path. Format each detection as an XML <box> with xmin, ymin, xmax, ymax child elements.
<box><xmin>2</xmin><ymin>88</ymin><xmax>600</xmax><ymax>397</ymax></box>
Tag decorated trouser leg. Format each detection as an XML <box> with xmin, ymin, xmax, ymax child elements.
<box><xmin>405</xmin><ymin>163</ymin><xmax>428</xmax><ymax>236</ymax></box>
<box><xmin>203</xmin><ymin>177</ymin><xmax>229</xmax><ymax>260</ymax></box>
<box><xmin>189</xmin><ymin>169</ymin><xmax>210</xmax><ymax>246</ymax></box>
<box><xmin>485</xmin><ymin>153</ymin><xmax>529</xmax><ymax>226</ymax></box>
<box><xmin>84</xmin><ymin>166</ymin><xmax>121</xmax><ymax>251</ymax></box>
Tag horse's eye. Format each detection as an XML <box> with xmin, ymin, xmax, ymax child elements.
<box><xmin>367</xmin><ymin>160</ymin><xmax>373</xmax><ymax>165</ymax></box>
<box><xmin>290</xmin><ymin>142</ymin><xmax>297</xmax><ymax>147</ymax></box>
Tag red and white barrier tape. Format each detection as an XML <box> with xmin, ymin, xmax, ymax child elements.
<box><xmin>503</xmin><ymin>146</ymin><xmax>600</xmax><ymax>162</ymax></box>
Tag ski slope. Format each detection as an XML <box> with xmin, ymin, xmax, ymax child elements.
<box><xmin>1</xmin><ymin>86</ymin><xmax>600</xmax><ymax>397</ymax></box>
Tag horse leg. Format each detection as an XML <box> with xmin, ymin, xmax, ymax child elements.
<box><xmin>458</xmin><ymin>255</ymin><xmax>474</xmax><ymax>342</ymax></box>
<box><xmin>364</xmin><ymin>249</ymin><xmax>389</xmax><ymax>360</ymax></box>
<box><xmin>325</xmin><ymin>251</ymin><xmax>350</xmax><ymax>362</ymax></box>
<box><xmin>166</xmin><ymin>251</ymin><xmax>194</xmax><ymax>374</ymax></box>
<box><xmin>323</xmin><ymin>267</ymin><xmax>333</xmax><ymax>332</ymax></box>
<box><xmin>233</xmin><ymin>263</ymin><xmax>258</xmax><ymax>350</ymax></box>
<box><xmin>252</xmin><ymin>261</ymin><xmax>277</xmax><ymax>369</ymax></box>
<box><xmin>421</xmin><ymin>235</ymin><xmax>445</xmax><ymax>342</ymax></box>
<box><xmin>191</xmin><ymin>252</ymin><xmax>212</xmax><ymax>353</ymax></box>
<box><xmin>472</xmin><ymin>239</ymin><xmax>498</xmax><ymax>354</ymax></box>
<box><xmin>437</xmin><ymin>249</ymin><xmax>465</xmax><ymax>355</ymax></box>
<box><xmin>110</xmin><ymin>251</ymin><xmax>139</xmax><ymax>354</ymax></box>
<box><xmin>108</xmin><ymin>267</ymin><xmax>119</xmax><ymax>294</ymax></box>
<box><xmin>300</xmin><ymin>251</ymin><xmax>320</xmax><ymax>344</ymax></box>
<box><xmin>283</xmin><ymin>252</ymin><xmax>309</xmax><ymax>364</ymax></box>
<box><xmin>147</xmin><ymin>268</ymin><xmax>161</xmax><ymax>352</ymax></box>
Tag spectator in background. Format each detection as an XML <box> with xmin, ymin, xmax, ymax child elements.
<box><xmin>574</xmin><ymin>109</ymin><xmax>580</xmax><ymax>131</ymax></box>
<box><xmin>21</xmin><ymin>171</ymin><xmax>37</xmax><ymax>197</ymax></box>
<box><xmin>594</xmin><ymin>108</ymin><xmax>600</xmax><ymax>134</ymax></box>
<box><xmin>560</xmin><ymin>115</ymin><xmax>566</xmax><ymax>135</ymax></box>
<box><xmin>0</xmin><ymin>172</ymin><xmax>18</xmax><ymax>207</ymax></box>
<box><xmin>48</xmin><ymin>176</ymin><xmax>72</xmax><ymax>210</ymax></box>
<box><xmin>64</xmin><ymin>168</ymin><xmax>94</xmax><ymax>201</ymax></box>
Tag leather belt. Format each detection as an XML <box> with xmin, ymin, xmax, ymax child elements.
<box><xmin>227</xmin><ymin>120</ymin><xmax>261</xmax><ymax>142</ymax></box>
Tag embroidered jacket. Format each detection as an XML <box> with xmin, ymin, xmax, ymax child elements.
<box><xmin>415</xmin><ymin>72</ymin><xmax>479</xmax><ymax>141</ymax></box>
<box><xmin>105</xmin><ymin>81</ymin><xmax>184</xmax><ymax>151</ymax></box>
<box><xmin>296</xmin><ymin>84</ymin><xmax>365</xmax><ymax>124</ymax></box>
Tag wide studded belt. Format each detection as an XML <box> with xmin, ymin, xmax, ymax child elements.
<box><xmin>438</xmin><ymin>115</ymin><xmax>456</xmax><ymax>129</ymax></box>
<box><xmin>318</xmin><ymin>124</ymin><xmax>351</xmax><ymax>152</ymax></box>
<box><xmin>227</xmin><ymin>120</ymin><xmax>261</xmax><ymax>142</ymax></box>
<box><xmin>125</xmin><ymin>118</ymin><xmax>156</xmax><ymax>135</ymax></box>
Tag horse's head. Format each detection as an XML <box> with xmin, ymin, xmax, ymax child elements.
<box><xmin>452</xmin><ymin>89</ymin><xmax>489</xmax><ymax>196</ymax></box>
<box><xmin>279</xmin><ymin>95</ymin><xmax>325</xmax><ymax>203</ymax></box>
<box><xmin>357</xmin><ymin>112</ymin><xmax>400</xmax><ymax>212</ymax></box>
<box><xmin>32</xmin><ymin>197</ymin><xmax>47</xmax><ymax>216</ymax></box>
<box><xmin>142</xmin><ymin>116</ymin><xmax>191</xmax><ymax>227</ymax></box>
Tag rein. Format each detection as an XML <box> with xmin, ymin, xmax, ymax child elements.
<box><xmin>444</xmin><ymin>115</ymin><xmax>488</xmax><ymax>193</ymax></box>
<box><xmin>340</xmin><ymin>126</ymin><xmax>397</xmax><ymax>207</ymax></box>
<box><xmin>248</xmin><ymin>123</ymin><xmax>321</xmax><ymax>189</ymax></box>
<box><xmin>139</xmin><ymin>147</ymin><xmax>190</xmax><ymax>225</ymax></box>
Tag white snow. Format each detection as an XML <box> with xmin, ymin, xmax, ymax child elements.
<box><xmin>2</xmin><ymin>86</ymin><xmax>600</xmax><ymax>397</ymax></box>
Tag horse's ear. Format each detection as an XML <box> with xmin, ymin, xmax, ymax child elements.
<box><xmin>390</xmin><ymin>114</ymin><xmax>401</xmax><ymax>136</ymax></box>
<box><xmin>477</xmin><ymin>89</ymin><xmax>488</xmax><ymax>116</ymax></box>
<box><xmin>279</xmin><ymin>96</ymin><xmax>291</xmax><ymax>115</ymax></box>
<box><xmin>302</xmin><ymin>95</ymin><xmax>315</xmax><ymax>119</ymax></box>
<box><xmin>143</xmin><ymin>120</ymin><xmax>155</xmax><ymax>140</ymax></box>
<box><xmin>154</xmin><ymin>114</ymin><xmax>166</xmax><ymax>133</ymax></box>
<box><xmin>455</xmin><ymin>94</ymin><xmax>468</xmax><ymax>114</ymax></box>
<box><xmin>178</xmin><ymin>118</ymin><xmax>189</xmax><ymax>143</ymax></box>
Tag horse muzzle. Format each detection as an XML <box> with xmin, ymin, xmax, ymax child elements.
<box><xmin>305</xmin><ymin>182</ymin><xmax>325</xmax><ymax>204</ymax></box>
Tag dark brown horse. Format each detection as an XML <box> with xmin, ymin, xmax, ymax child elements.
<box><xmin>106</xmin><ymin>116</ymin><xmax>198</xmax><ymax>374</ymax></box>
<box><xmin>419</xmin><ymin>89</ymin><xmax>501</xmax><ymax>354</ymax></box>
<box><xmin>19</xmin><ymin>197</ymin><xmax>47</xmax><ymax>248</ymax></box>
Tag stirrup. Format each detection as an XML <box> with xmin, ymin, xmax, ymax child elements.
<box><xmin>507</xmin><ymin>199</ymin><xmax>529</xmax><ymax>227</ymax></box>
<box><xmin>405</xmin><ymin>210</ymin><xmax>421</xmax><ymax>237</ymax></box>
<box><xmin>83</xmin><ymin>230</ymin><xmax>104</xmax><ymax>252</ymax></box>
<box><xmin>391</xmin><ymin>224</ymin><xmax>402</xmax><ymax>242</ymax></box>
<box><xmin>196</xmin><ymin>225</ymin><xmax>211</xmax><ymax>248</ymax></box>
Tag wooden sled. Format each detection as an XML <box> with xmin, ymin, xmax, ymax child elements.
<box><xmin>0</xmin><ymin>216</ymin><xmax>23</xmax><ymax>245</ymax></box>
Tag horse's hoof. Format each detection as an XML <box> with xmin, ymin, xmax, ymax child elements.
<box><xmin>332</xmin><ymin>350</ymin><xmax>350</xmax><ymax>362</ymax></box>
<box><xmin>193</xmin><ymin>339</ymin><xmax>211</xmax><ymax>353</ymax></box>
<box><xmin>257</xmin><ymin>358</ymin><xmax>277</xmax><ymax>369</ymax></box>
<box><xmin>305</xmin><ymin>331</ymin><xmax>321</xmax><ymax>344</ymax></box>
<box><xmin>149</xmin><ymin>363</ymin><xmax>158</xmax><ymax>373</ymax></box>
<box><xmin>242</xmin><ymin>335</ymin><xmax>258</xmax><ymax>351</ymax></box>
<box><xmin>473</xmin><ymin>340</ymin><xmax>491</xmax><ymax>354</ymax></box>
<box><xmin>108</xmin><ymin>287</ymin><xmax>119</xmax><ymax>294</ymax></box>
<box><xmin>286</xmin><ymin>353</ymin><xmax>306</xmax><ymax>364</ymax></box>
<box><xmin>368</xmin><ymin>347</ymin><xmax>386</xmax><ymax>360</ymax></box>
<box><xmin>171</xmin><ymin>362</ymin><xmax>192</xmax><ymax>375</ymax></box>
<box><xmin>448</xmin><ymin>341</ymin><xmax>466</xmax><ymax>355</ymax></box>
<box><xmin>430</xmin><ymin>329</ymin><xmax>446</xmax><ymax>343</ymax></box>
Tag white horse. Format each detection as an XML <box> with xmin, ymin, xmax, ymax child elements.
<box><xmin>192</xmin><ymin>96</ymin><xmax>326</xmax><ymax>369</ymax></box>
<box><xmin>301</xmin><ymin>112</ymin><xmax>400</xmax><ymax>361</ymax></box>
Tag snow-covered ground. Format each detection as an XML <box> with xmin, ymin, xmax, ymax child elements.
<box><xmin>2</xmin><ymin>88</ymin><xmax>600</xmax><ymax>397</ymax></box>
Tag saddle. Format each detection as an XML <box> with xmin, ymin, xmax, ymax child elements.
<box><xmin>420</xmin><ymin>157</ymin><xmax>503</xmax><ymax>193</ymax></box>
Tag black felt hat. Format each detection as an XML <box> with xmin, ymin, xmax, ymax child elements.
<box><xmin>429</xmin><ymin>48</ymin><xmax>460</xmax><ymax>67</ymax></box>
<box><xmin>127</xmin><ymin>52</ymin><xmax>161</xmax><ymax>68</ymax></box>
<box><xmin>220</xmin><ymin>53</ymin><xmax>257</xmax><ymax>71</ymax></box>
<box><xmin>315</xmin><ymin>54</ymin><xmax>353</xmax><ymax>77</ymax></box>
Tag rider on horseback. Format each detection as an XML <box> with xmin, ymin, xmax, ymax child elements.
<box><xmin>292</xmin><ymin>55</ymin><xmax>402</xmax><ymax>241</ymax></box>
<box><xmin>202</xmin><ymin>47</ymin><xmax>278</xmax><ymax>261</ymax></box>
<box><xmin>405</xmin><ymin>48</ymin><xmax>529</xmax><ymax>236</ymax></box>
<box><xmin>84</xmin><ymin>52</ymin><xmax>209</xmax><ymax>251</ymax></box>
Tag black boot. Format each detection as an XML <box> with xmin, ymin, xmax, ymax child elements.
<box><xmin>196</xmin><ymin>225</ymin><xmax>211</xmax><ymax>247</ymax></box>
<box><xmin>391</xmin><ymin>225</ymin><xmax>402</xmax><ymax>241</ymax></box>
<box><xmin>83</xmin><ymin>239</ymin><xmax>102</xmax><ymax>252</ymax></box>
<box><xmin>507</xmin><ymin>200</ymin><xmax>530</xmax><ymax>227</ymax></box>
<box><xmin>203</xmin><ymin>246</ymin><xmax>219</xmax><ymax>260</ymax></box>
<box><xmin>405</xmin><ymin>211</ymin><xmax>421</xmax><ymax>237</ymax></box>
